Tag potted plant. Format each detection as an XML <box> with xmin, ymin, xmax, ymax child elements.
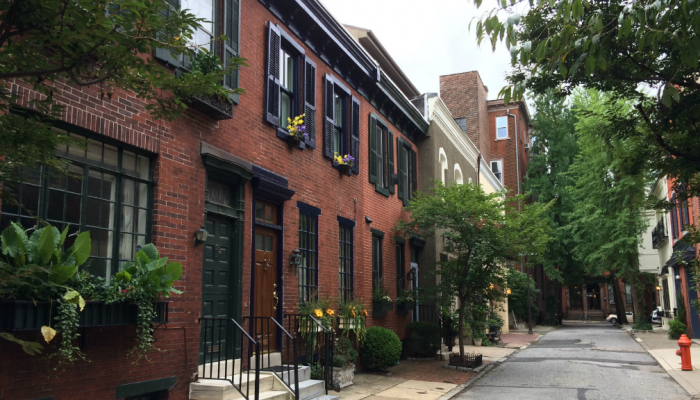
<box><xmin>333</xmin><ymin>153</ymin><xmax>355</xmax><ymax>175</ymax></box>
<box><xmin>395</xmin><ymin>289</ymin><xmax>416</xmax><ymax>315</ymax></box>
<box><xmin>285</xmin><ymin>114</ymin><xmax>308</xmax><ymax>145</ymax></box>
<box><xmin>338</xmin><ymin>299</ymin><xmax>368</xmax><ymax>343</ymax></box>
<box><xmin>371</xmin><ymin>281</ymin><xmax>392</xmax><ymax>317</ymax></box>
<box><xmin>332</xmin><ymin>336</ymin><xmax>357</xmax><ymax>389</ymax></box>
<box><xmin>180</xmin><ymin>51</ymin><xmax>236</xmax><ymax>120</ymax></box>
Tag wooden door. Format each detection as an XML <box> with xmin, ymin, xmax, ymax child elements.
<box><xmin>200</xmin><ymin>213</ymin><xmax>235</xmax><ymax>363</ymax></box>
<box><xmin>254</xmin><ymin>226</ymin><xmax>278</xmax><ymax>352</ymax></box>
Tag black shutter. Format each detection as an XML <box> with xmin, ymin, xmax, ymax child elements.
<box><xmin>265</xmin><ymin>22</ymin><xmax>281</xmax><ymax>126</ymax></box>
<box><xmin>351</xmin><ymin>96</ymin><xmax>361</xmax><ymax>175</ymax></box>
<box><xmin>397</xmin><ymin>140</ymin><xmax>406</xmax><ymax>202</ymax></box>
<box><xmin>304</xmin><ymin>57</ymin><xmax>317</xmax><ymax>149</ymax></box>
<box><xmin>410</xmin><ymin>149</ymin><xmax>417</xmax><ymax>202</ymax></box>
<box><xmin>368</xmin><ymin>116</ymin><xmax>378</xmax><ymax>183</ymax></box>
<box><xmin>323</xmin><ymin>75</ymin><xmax>335</xmax><ymax>159</ymax></box>
<box><xmin>222</xmin><ymin>0</ymin><xmax>241</xmax><ymax>102</ymax></box>
<box><xmin>388</xmin><ymin>131</ymin><xmax>395</xmax><ymax>194</ymax></box>
<box><xmin>154</xmin><ymin>0</ymin><xmax>182</xmax><ymax>66</ymax></box>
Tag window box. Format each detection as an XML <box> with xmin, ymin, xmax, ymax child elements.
<box><xmin>333</xmin><ymin>160</ymin><xmax>352</xmax><ymax>176</ymax></box>
<box><xmin>372</xmin><ymin>302</ymin><xmax>387</xmax><ymax>317</ymax></box>
<box><xmin>185</xmin><ymin>94</ymin><xmax>233</xmax><ymax>121</ymax></box>
<box><xmin>396</xmin><ymin>301</ymin><xmax>415</xmax><ymax>316</ymax></box>
<box><xmin>0</xmin><ymin>300</ymin><xmax>169</xmax><ymax>330</ymax></box>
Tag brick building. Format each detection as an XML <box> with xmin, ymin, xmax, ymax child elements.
<box><xmin>0</xmin><ymin>0</ymin><xmax>428</xmax><ymax>399</ymax></box>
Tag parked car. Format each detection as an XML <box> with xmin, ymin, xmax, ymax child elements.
<box><xmin>651</xmin><ymin>308</ymin><xmax>662</xmax><ymax>324</ymax></box>
<box><xmin>607</xmin><ymin>311</ymin><xmax>634</xmax><ymax>324</ymax></box>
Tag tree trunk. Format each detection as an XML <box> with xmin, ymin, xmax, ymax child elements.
<box><xmin>457</xmin><ymin>298</ymin><xmax>466</xmax><ymax>359</ymax></box>
<box><xmin>610</xmin><ymin>269</ymin><xmax>628</xmax><ymax>324</ymax></box>
<box><xmin>626</xmin><ymin>265</ymin><xmax>646</xmax><ymax>326</ymax></box>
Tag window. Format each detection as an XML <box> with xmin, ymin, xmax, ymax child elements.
<box><xmin>491</xmin><ymin>160</ymin><xmax>502</xmax><ymax>183</ymax></box>
<box><xmin>607</xmin><ymin>284</ymin><xmax>615</xmax><ymax>304</ymax></box>
<box><xmin>339</xmin><ymin>221</ymin><xmax>353</xmax><ymax>303</ymax></box>
<box><xmin>439</xmin><ymin>148</ymin><xmax>447</xmax><ymax>184</ymax></box>
<box><xmin>279</xmin><ymin>46</ymin><xmax>296</xmax><ymax>129</ymax></box>
<box><xmin>671</xmin><ymin>195</ymin><xmax>678</xmax><ymax>239</ymax></box>
<box><xmin>397</xmin><ymin>138</ymin><xmax>416</xmax><ymax>206</ymax></box>
<box><xmin>454</xmin><ymin>118</ymin><xmax>467</xmax><ymax>135</ymax></box>
<box><xmin>454</xmin><ymin>164</ymin><xmax>463</xmax><ymax>185</ymax></box>
<box><xmin>324</xmin><ymin>74</ymin><xmax>360</xmax><ymax>174</ymax></box>
<box><xmin>182</xmin><ymin>0</ymin><xmax>213</xmax><ymax>51</ymax></box>
<box><xmin>369</xmin><ymin>114</ymin><xmax>395</xmax><ymax>195</ymax></box>
<box><xmin>1</xmin><ymin>131</ymin><xmax>152</xmax><ymax>280</ymax></box>
<box><xmin>265</xmin><ymin>23</ymin><xmax>316</xmax><ymax>147</ymax></box>
<box><xmin>154</xmin><ymin>0</ymin><xmax>241</xmax><ymax>102</ymax></box>
<box><xmin>298</xmin><ymin>209</ymin><xmax>318</xmax><ymax>302</ymax></box>
<box><xmin>496</xmin><ymin>116</ymin><xmax>508</xmax><ymax>139</ymax></box>
<box><xmin>371</xmin><ymin>230</ymin><xmax>384</xmax><ymax>289</ymax></box>
<box><xmin>662</xmin><ymin>278</ymin><xmax>671</xmax><ymax>311</ymax></box>
<box><xmin>396</xmin><ymin>243</ymin><xmax>405</xmax><ymax>295</ymax></box>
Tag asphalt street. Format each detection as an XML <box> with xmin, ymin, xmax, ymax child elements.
<box><xmin>453</xmin><ymin>323</ymin><xmax>690</xmax><ymax>400</ymax></box>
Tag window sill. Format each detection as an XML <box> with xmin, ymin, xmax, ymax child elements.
<box><xmin>374</xmin><ymin>185</ymin><xmax>390</xmax><ymax>197</ymax></box>
<box><xmin>332</xmin><ymin>160</ymin><xmax>353</xmax><ymax>176</ymax></box>
<box><xmin>185</xmin><ymin>94</ymin><xmax>234</xmax><ymax>120</ymax></box>
<box><xmin>276</xmin><ymin>128</ymin><xmax>306</xmax><ymax>150</ymax></box>
<box><xmin>494</xmin><ymin>137</ymin><xmax>510</xmax><ymax>141</ymax></box>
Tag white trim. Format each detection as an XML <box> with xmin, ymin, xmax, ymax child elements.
<box><xmin>439</xmin><ymin>147</ymin><xmax>448</xmax><ymax>184</ymax></box>
<box><xmin>454</xmin><ymin>163</ymin><xmax>463</xmax><ymax>185</ymax></box>
<box><xmin>496</xmin><ymin>116</ymin><xmax>508</xmax><ymax>139</ymax></box>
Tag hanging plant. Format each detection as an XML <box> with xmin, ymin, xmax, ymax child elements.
<box><xmin>286</xmin><ymin>114</ymin><xmax>307</xmax><ymax>143</ymax></box>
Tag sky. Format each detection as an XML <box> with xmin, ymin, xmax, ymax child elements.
<box><xmin>321</xmin><ymin>0</ymin><xmax>514</xmax><ymax>100</ymax></box>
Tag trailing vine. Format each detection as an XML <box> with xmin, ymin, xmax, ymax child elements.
<box><xmin>128</xmin><ymin>299</ymin><xmax>160</xmax><ymax>364</ymax></box>
<box><xmin>46</xmin><ymin>300</ymin><xmax>88</xmax><ymax>373</ymax></box>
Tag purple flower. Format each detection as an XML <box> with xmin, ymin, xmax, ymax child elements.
<box><xmin>299</xmin><ymin>125</ymin><xmax>306</xmax><ymax>131</ymax></box>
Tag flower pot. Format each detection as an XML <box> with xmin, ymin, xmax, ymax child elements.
<box><xmin>372</xmin><ymin>302</ymin><xmax>387</xmax><ymax>317</ymax></box>
<box><xmin>338</xmin><ymin>164</ymin><xmax>352</xmax><ymax>175</ymax></box>
<box><xmin>185</xmin><ymin>94</ymin><xmax>233</xmax><ymax>120</ymax></box>
<box><xmin>332</xmin><ymin>365</ymin><xmax>355</xmax><ymax>389</ymax></box>
<box><xmin>382</xmin><ymin>301</ymin><xmax>394</xmax><ymax>311</ymax></box>
<box><xmin>338</xmin><ymin>317</ymin><xmax>356</xmax><ymax>330</ymax></box>
<box><xmin>396</xmin><ymin>301</ymin><xmax>414</xmax><ymax>315</ymax></box>
<box><xmin>472</xmin><ymin>338</ymin><xmax>482</xmax><ymax>347</ymax></box>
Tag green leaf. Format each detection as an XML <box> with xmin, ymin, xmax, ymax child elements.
<box><xmin>585</xmin><ymin>55</ymin><xmax>596</xmax><ymax>75</ymax></box>
<box><xmin>67</xmin><ymin>231</ymin><xmax>91</xmax><ymax>266</ymax></box>
<box><xmin>140</xmin><ymin>243</ymin><xmax>159</xmax><ymax>262</ymax></box>
<box><xmin>116</xmin><ymin>270</ymin><xmax>132</xmax><ymax>282</ymax></box>
<box><xmin>620</xmin><ymin>18</ymin><xmax>632</xmax><ymax>37</ymax></box>
<box><xmin>0</xmin><ymin>332</ymin><xmax>43</xmax><ymax>356</ymax></box>
<box><xmin>572</xmin><ymin>0</ymin><xmax>584</xmax><ymax>19</ymax></box>
<box><xmin>165</xmin><ymin>262</ymin><xmax>182</xmax><ymax>282</ymax></box>
<box><xmin>50</xmin><ymin>264</ymin><xmax>78</xmax><ymax>285</ymax></box>
<box><xmin>58</xmin><ymin>225</ymin><xmax>69</xmax><ymax>247</ymax></box>
<box><xmin>1</xmin><ymin>226</ymin><xmax>20</xmax><ymax>258</ymax></box>
<box><xmin>559</xmin><ymin>59</ymin><xmax>568</xmax><ymax>77</ymax></box>
<box><xmin>36</xmin><ymin>227</ymin><xmax>55</xmax><ymax>264</ymax></box>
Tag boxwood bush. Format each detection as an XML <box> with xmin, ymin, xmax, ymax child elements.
<box><xmin>360</xmin><ymin>326</ymin><xmax>401</xmax><ymax>370</ymax></box>
<box><xmin>406</xmin><ymin>322</ymin><xmax>440</xmax><ymax>358</ymax></box>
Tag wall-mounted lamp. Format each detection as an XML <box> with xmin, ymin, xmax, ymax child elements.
<box><xmin>656</xmin><ymin>285</ymin><xmax>662</xmax><ymax>291</ymax></box>
<box><xmin>194</xmin><ymin>226</ymin><xmax>208</xmax><ymax>246</ymax></box>
<box><xmin>593</xmin><ymin>294</ymin><xmax>597</xmax><ymax>298</ymax></box>
<box><xmin>407</xmin><ymin>269</ymin><xmax>416</xmax><ymax>283</ymax></box>
<box><xmin>506</xmin><ymin>288</ymin><xmax>512</xmax><ymax>295</ymax></box>
<box><xmin>290</xmin><ymin>248</ymin><xmax>301</xmax><ymax>276</ymax></box>
<box><xmin>365</xmin><ymin>216</ymin><xmax>373</xmax><ymax>224</ymax></box>
<box><xmin>676</xmin><ymin>275</ymin><xmax>681</xmax><ymax>280</ymax></box>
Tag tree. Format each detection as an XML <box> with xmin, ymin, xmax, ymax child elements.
<box><xmin>524</xmin><ymin>90</ymin><xmax>584</xmax><ymax>285</ymax></box>
<box><xmin>396</xmin><ymin>181</ymin><xmax>551</xmax><ymax>359</ymax></box>
<box><xmin>0</xmin><ymin>0</ymin><xmax>246</xmax><ymax>200</ymax></box>
<box><xmin>565</xmin><ymin>90</ymin><xmax>651</xmax><ymax>324</ymax></box>
<box><xmin>506</xmin><ymin>268</ymin><xmax>540</xmax><ymax>323</ymax></box>
<box><xmin>472</xmin><ymin>0</ymin><xmax>700</xmax><ymax>193</ymax></box>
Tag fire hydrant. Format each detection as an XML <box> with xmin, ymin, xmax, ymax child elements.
<box><xmin>676</xmin><ymin>334</ymin><xmax>693</xmax><ymax>371</ymax></box>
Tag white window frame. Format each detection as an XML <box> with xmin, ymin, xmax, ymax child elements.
<box><xmin>496</xmin><ymin>116</ymin><xmax>508</xmax><ymax>139</ymax></box>
<box><xmin>491</xmin><ymin>160</ymin><xmax>503</xmax><ymax>183</ymax></box>
<box><xmin>454</xmin><ymin>163</ymin><xmax>463</xmax><ymax>185</ymax></box>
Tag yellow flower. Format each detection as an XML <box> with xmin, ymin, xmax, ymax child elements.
<box><xmin>363</xmin><ymin>309</ymin><xmax>368</xmax><ymax>316</ymax></box>
<box><xmin>326</xmin><ymin>309</ymin><xmax>334</xmax><ymax>316</ymax></box>
<box><xmin>287</xmin><ymin>117</ymin><xmax>292</xmax><ymax>123</ymax></box>
<box><xmin>314</xmin><ymin>309</ymin><xmax>323</xmax><ymax>318</ymax></box>
<box><xmin>351</xmin><ymin>310</ymin><xmax>356</xmax><ymax>317</ymax></box>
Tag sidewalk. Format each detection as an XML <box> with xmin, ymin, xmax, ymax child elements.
<box><xmin>632</xmin><ymin>328</ymin><xmax>700</xmax><ymax>398</ymax></box>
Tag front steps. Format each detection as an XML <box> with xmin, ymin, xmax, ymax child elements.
<box><xmin>190</xmin><ymin>357</ymin><xmax>337</xmax><ymax>400</ymax></box>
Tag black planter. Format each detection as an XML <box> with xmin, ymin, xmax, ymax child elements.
<box><xmin>372</xmin><ymin>302</ymin><xmax>387</xmax><ymax>317</ymax></box>
<box><xmin>186</xmin><ymin>94</ymin><xmax>233</xmax><ymax>120</ymax></box>
<box><xmin>396</xmin><ymin>301</ymin><xmax>414</xmax><ymax>316</ymax></box>
<box><xmin>0</xmin><ymin>300</ymin><xmax>169</xmax><ymax>330</ymax></box>
<box><xmin>382</xmin><ymin>301</ymin><xmax>394</xmax><ymax>311</ymax></box>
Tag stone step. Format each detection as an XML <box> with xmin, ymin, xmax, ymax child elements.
<box><xmin>190</xmin><ymin>372</ymin><xmax>277</xmax><ymax>400</ymax></box>
<box><xmin>198</xmin><ymin>359</ymin><xmax>241</xmax><ymax>378</ymax></box>
<box><xmin>291</xmin><ymin>379</ymin><xmax>326</xmax><ymax>400</ymax></box>
<box><xmin>270</xmin><ymin>365</ymin><xmax>311</xmax><ymax>385</ymax></box>
<box><xmin>251</xmin><ymin>352</ymin><xmax>282</xmax><ymax>369</ymax></box>
<box><xmin>309</xmin><ymin>396</ymin><xmax>339</xmax><ymax>400</ymax></box>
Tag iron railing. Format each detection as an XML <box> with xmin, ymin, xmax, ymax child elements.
<box><xmin>198</xmin><ymin>317</ymin><xmax>260</xmax><ymax>400</ymax></box>
<box><xmin>652</xmin><ymin>218</ymin><xmax>667</xmax><ymax>249</ymax></box>
<box><xmin>284</xmin><ymin>313</ymin><xmax>335</xmax><ymax>393</ymax></box>
<box><xmin>448</xmin><ymin>352</ymin><xmax>483</xmax><ymax>368</ymax></box>
<box><xmin>244</xmin><ymin>316</ymin><xmax>300</xmax><ymax>399</ymax></box>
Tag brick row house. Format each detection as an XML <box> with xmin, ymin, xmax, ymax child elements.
<box><xmin>0</xmin><ymin>0</ymin><xmax>428</xmax><ymax>399</ymax></box>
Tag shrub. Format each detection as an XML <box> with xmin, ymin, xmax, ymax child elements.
<box><xmin>360</xmin><ymin>326</ymin><xmax>401</xmax><ymax>370</ymax></box>
<box><xmin>669</xmin><ymin>319</ymin><xmax>687</xmax><ymax>339</ymax></box>
<box><xmin>633</xmin><ymin>321</ymin><xmax>653</xmax><ymax>331</ymax></box>
<box><xmin>406</xmin><ymin>322</ymin><xmax>440</xmax><ymax>358</ymax></box>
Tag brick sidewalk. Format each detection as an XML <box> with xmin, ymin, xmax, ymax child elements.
<box><xmin>383</xmin><ymin>359</ymin><xmax>478</xmax><ymax>385</ymax></box>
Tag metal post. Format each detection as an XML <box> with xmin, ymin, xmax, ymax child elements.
<box><xmin>527</xmin><ymin>269</ymin><xmax>533</xmax><ymax>335</ymax></box>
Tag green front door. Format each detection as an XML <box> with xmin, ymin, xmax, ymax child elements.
<box><xmin>200</xmin><ymin>213</ymin><xmax>236</xmax><ymax>363</ymax></box>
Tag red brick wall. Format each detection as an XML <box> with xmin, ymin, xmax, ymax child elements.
<box><xmin>438</xmin><ymin>71</ymin><xmax>491</xmax><ymax>164</ymax></box>
<box><xmin>0</xmin><ymin>0</ymin><xmax>416</xmax><ymax>398</ymax></box>
<box><xmin>488</xmin><ymin>104</ymin><xmax>529</xmax><ymax>198</ymax></box>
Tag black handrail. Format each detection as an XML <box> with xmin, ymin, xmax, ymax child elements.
<box><xmin>284</xmin><ymin>313</ymin><xmax>335</xmax><ymax>393</ymax></box>
<box><xmin>198</xmin><ymin>317</ymin><xmax>261</xmax><ymax>400</ymax></box>
<box><xmin>243</xmin><ymin>316</ymin><xmax>300</xmax><ymax>399</ymax></box>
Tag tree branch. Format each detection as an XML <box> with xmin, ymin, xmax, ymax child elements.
<box><xmin>635</xmin><ymin>104</ymin><xmax>700</xmax><ymax>166</ymax></box>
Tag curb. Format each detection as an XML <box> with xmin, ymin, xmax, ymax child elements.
<box><xmin>437</xmin><ymin>361</ymin><xmax>500</xmax><ymax>400</ymax></box>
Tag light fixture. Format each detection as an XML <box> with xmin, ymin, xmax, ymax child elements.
<box><xmin>290</xmin><ymin>248</ymin><xmax>301</xmax><ymax>276</ymax></box>
<box><xmin>676</xmin><ymin>275</ymin><xmax>681</xmax><ymax>280</ymax></box>
<box><xmin>365</xmin><ymin>216</ymin><xmax>373</xmax><ymax>224</ymax></box>
<box><xmin>506</xmin><ymin>288</ymin><xmax>512</xmax><ymax>295</ymax></box>
<box><xmin>593</xmin><ymin>294</ymin><xmax>597</xmax><ymax>298</ymax></box>
<box><xmin>194</xmin><ymin>226</ymin><xmax>208</xmax><ymax>246</ymax></box>
<box><xmin>656</xmin><ymin>285</ymin><xmax>662</xmax><ymax>291</ymax></box>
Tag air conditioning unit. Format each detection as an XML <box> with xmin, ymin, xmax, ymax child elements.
<box><xmin>524</xmin><ymin>143</ymin><xmax>530</xmax><ymax>150</ymax></box>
